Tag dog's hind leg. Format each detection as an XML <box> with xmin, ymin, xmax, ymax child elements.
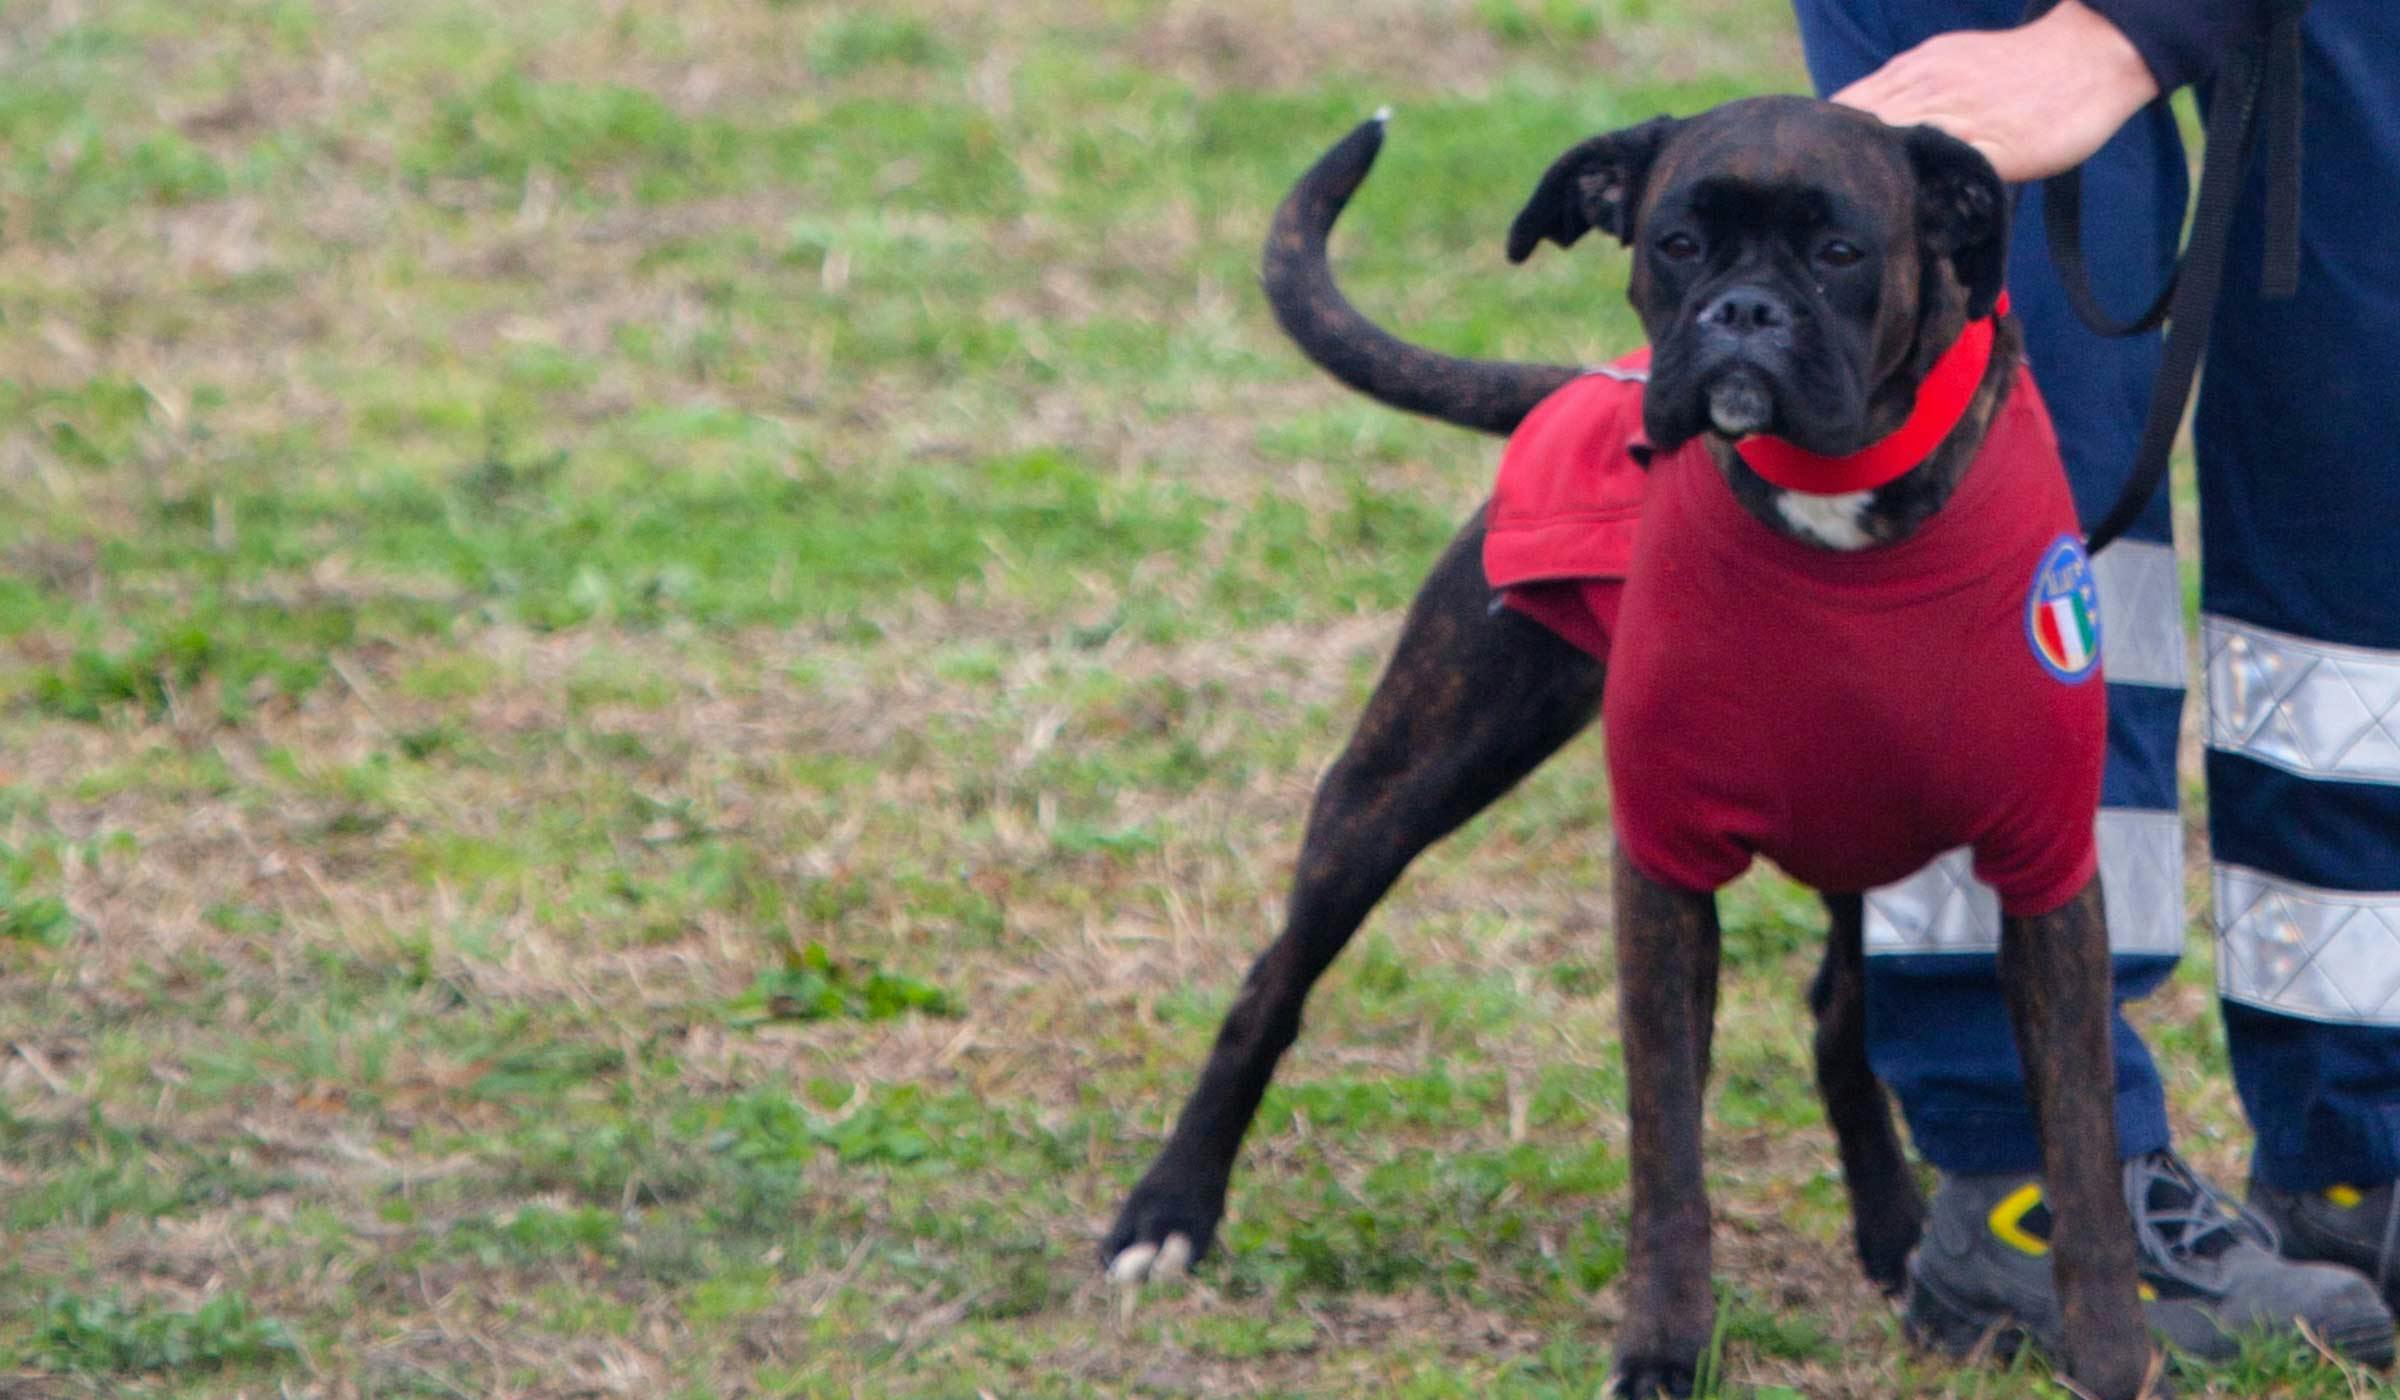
<box><xmin>1103</xmin><ymin>507</ymin><xmax>1604</xmax><ymax>1283</ymax></box>
<box><xmin>1811</xmin><ymin>894</ymin><xmax>1924</xmax><ymax>1296</ymax></box>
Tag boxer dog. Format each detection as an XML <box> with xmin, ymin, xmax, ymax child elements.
<box><xmin>1100</xmin><ymin>98</ymin><xmax>2154</xmax><ymax>1400</ymax></box>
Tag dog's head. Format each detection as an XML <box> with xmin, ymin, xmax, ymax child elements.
<box><xmin>1507</xmin><ymin>96</ymin><xmax>2005</xmax><ymax>457</ymax></box>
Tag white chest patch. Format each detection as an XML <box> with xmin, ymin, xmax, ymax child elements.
<box><xmin>1774</xmin><ymin>489</ymin><xmax>1876</xmax><ymax>551</ymax></box>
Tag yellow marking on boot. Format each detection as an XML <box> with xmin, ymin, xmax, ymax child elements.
<box><xmin>2327</xmin><ymin>1184</ymin><xmax>2365</xmax><ymax>1209</ymax></box>
<box><xmin>2140</xmin><ymin>1282</ymin><xmax>2158</xmax><ymax>1302</ymax></box>
<box><xmin>1988</xmin><ymin>1182</ymin><xmax>2051</xmax><ymax>1257</ymax></box>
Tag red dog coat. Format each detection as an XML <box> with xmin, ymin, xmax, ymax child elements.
<box><xmin>1483</xmin><ymin>352</ymin><xmax>2106</xmax><ymax>915</ymax></box>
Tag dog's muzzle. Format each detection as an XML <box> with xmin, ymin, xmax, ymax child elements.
<box><xmin>1694</xmin><ymin>285</ymin><xmax>1798</xmax><ymax>437</ymax></box>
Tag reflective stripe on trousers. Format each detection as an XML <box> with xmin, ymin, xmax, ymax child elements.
<box><xmin>2208</xmin><ymin>615</ymin><xmax>2400</xmax><ymax>1024</ymax></box>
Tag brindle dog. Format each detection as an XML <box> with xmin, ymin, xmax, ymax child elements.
<box><xmin>1101</xmin><ymin>99</ymin><xmax>2156</xmax><ymax>1400</ymax></box>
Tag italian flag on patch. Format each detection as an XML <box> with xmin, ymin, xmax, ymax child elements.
<box><xmin>2027</xmin><ymin>536</ymin><xmax>2103</xmax><ymax>683</ymax></box>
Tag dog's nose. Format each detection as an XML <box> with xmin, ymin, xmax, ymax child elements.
<box><xmin>1699</xmin><ymin>286</ymin><xmax>1790</xmax><ymax>335</ymax></box>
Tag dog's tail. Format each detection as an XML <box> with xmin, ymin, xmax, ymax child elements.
<box><xmin>1262</xmin><ymin>114</ymin><xmax>1580</xmax><ymax>439</ymax></box>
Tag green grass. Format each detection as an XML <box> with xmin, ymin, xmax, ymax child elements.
<box><xmin>0</xmin><ymin>1</ymin><xmax>2323</xmax><ymax>1397</ymax></box>
<box><xmin>29</xmin><ymin>1290</ymin><xmax>296</xmax><ymax>1376</ymax></box>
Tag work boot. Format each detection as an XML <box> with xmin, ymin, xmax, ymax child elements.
<box><xmin>2250</xmin><ymin>1177</ymin><xmax>2400</xmax><ymax>1313</ymax></box>
<box><xmin>1905</xmin><ymin>1149</ymin><xmax>2396</xmax><ymax>1367</ymax></box>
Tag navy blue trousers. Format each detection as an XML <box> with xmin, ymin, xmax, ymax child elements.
<box><xmin>1793</xmin><ymin>0</ymin><xmax>2400</xmax><ymax>1188</ymax></box>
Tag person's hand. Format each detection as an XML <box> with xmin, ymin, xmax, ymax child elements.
<box><xmin>1832</xmin><ymin>0</ymin><xmax>2160</xmax><ymax>183</ymax></box>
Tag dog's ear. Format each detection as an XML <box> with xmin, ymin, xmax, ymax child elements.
<box><xmin>1905</xmin><ymin>125</ymin><xmax>2008</xmax><ymax>320</ymax></box>
<box><xmin>1507</xmin><ymin>117</ymin><xmax>1680</xmax><ymax>263</ymax></box>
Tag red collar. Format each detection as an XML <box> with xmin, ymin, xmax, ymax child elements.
<box><xmin>1734</xmin><ymin>292</ymin><xmax>2009</xmax><ymax>496</ymax></box>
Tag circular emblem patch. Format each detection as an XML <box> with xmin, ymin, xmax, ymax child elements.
<box><xmin>2026</xmin><ymin>535</ymin><xmax>2102</xmax><ymax>683</ymax></box>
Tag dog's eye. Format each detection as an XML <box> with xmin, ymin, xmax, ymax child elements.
<box><xmin>1816</xmin><ymin>240</ymin><xmax>1865</xmax><ymax>269</ymax></box>
<box><xmin>1655</xmin><ymin>232</ymin><xmax>1701</xmax><ymax>262</ymax></box>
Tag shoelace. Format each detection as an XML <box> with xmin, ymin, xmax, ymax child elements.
<box><xmin>2374</xmin><ymin>1185</ymin><xmax>2400</xmax><ymax>1299</ymax></box>
<box><xmin>2124</xmin><ymin>1151</ymin><xmax>2279</xmax><ymax>1292</ymax></box>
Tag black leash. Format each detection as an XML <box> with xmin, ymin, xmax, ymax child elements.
<box><xmin>2026</xmin><ymin>1</ymin><xmax>2307</xmax><ymax>554</ymax></box>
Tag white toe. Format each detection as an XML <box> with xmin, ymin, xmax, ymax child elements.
<box><xmin>1107</xmin><ymin>1242</ymin><xmax>1158</xmax><ymax>1285</ymax></box>
<box><xmin>1152</xmin><ymin>1232</ymin><xmax>1193</xmax><ymax>1282</ymax></box>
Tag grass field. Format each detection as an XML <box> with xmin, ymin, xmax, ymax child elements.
<box><xmin>0</xmin><ymin>1</ymin><xmax>2374</xmax><ymax>1396</ymax></box>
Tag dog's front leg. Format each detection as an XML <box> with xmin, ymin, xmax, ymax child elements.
<box><xmin>1999</xmin><ymin>878</ymin><xmax>2158</xmax><ymax>1400</ymax></box>
<box><xmin>1611</xmin><ymin>850</ymin><xmax>1722</xmax><ymax>1399</ymax></box>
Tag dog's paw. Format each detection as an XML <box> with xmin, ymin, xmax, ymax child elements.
<box><xmin>1854</xmin><ymin>1191</ymin><xmax>1925</xmax><ymax>1297</ymax></box>
<box><xmin>1106</xmin><ymin>1230</ymin><xmax>1196</xmax><ymax>1287</ymax></box>
<box><xmin>1100</xmin><ymin>1166</ymin><xmax>1227</xmax><ymax>1286</ymax></box>
<box><xmin>1609</xmin><ymin>1355</ymin><xmax>1698</xmax><ymax>1399</ymax></box>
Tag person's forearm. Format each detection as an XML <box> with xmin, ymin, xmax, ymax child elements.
<box><xmin>2082</xmin><ymin>0</ymin><xmax>2273</xmax><ymax>94</ymax></box>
